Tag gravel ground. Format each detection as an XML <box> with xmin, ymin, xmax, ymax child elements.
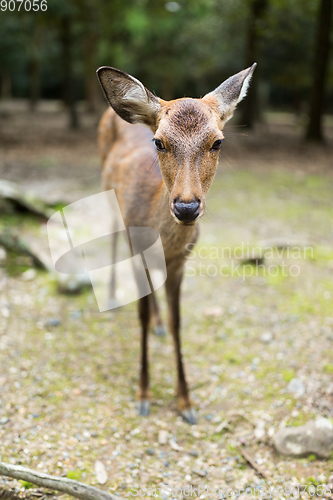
<box><xmin>1</xmin><ymin>102</ymin><xmax>333</xmax><ymax>499</ymax></box>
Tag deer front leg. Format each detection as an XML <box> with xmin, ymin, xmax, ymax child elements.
<box><xmin>149</xmin><ymin>290</ymin><xmax>165</xmax><ymax>336</ymax></box>
<box><xmin>166</xmin><ymin>267</ymin><xmax>197</xmax><ymax>425</ymax></box>
<box><xmin>137</xmin><ymin>294</ymin><xmax>151</xmax><ymax>416</ymax></box>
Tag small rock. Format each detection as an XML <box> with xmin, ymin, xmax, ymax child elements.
<box><xmin>0</xmin><ymin>247</ymin><xmax>7</xmax><ymax>263</ymax></box>
<box><xmin>215</xmin><ymin>420</ymin><xmax>229</xmax><ymax>434</ymax></box>
<box><xmin>260</xmin><ymin>332</ymin><xmax>273</xmax><ymax>343</ymax></box>
<box><xmin>21</xmin><ymin>268</ymin><xmax>36</xmax><ymax>281</ymax></box>
<box><xmin>287</xmin><ymin>378</ymin><xmax>306</xmax><ymax>397</ymax></box>
<box><xmin>170</xmin><ymin>439</ymin><xmax>183</xmax><ymax>451</ymax></box>
<box><xmin>146</xmin><ymin>448</ymin><xmax>155</xmax><ymax>456</ymax></box>
<box><xmin>158</xmin><ymin>430</ymin><xmax>168</xmax><ymax>445</ymax></box>
<box><xmin>1</xmin><ymin>306</ymin><xmax>10</xmax><ymax>318</ymax></box>
<box><xmin>45</xmin><ymin>318</ymin><xmax>61</xmax><ymax>327</ymax></box>
<box><xmin>70</xmin><ymin>310</ymin><xmax>82</xmax><ymax>319</ymax></box>
<box><xmin>94</xmin><ymin>460</ymin><xmax>108</xmax><ymax>484</ymax></box>
<box><xmin>192</xmin><ymin>468</ymin><xmax>207</xmax><ymax>477</ymax></box>
<box><xmin>254</xmin><ymin>420</ymin><xmax>266</xmax><ymax>440</ymax></box>
<box><xmin>273</xmin><ymin>418</ymin><xmax>333</xmax><ymax>458</ymax></box>
<box><xmin>0</xmin><ymin>417</ymin><xmax>9</xmax><ymax>425</ymax></box>
<box><xmin>204</xmin><ymin>307</ymin><xmax>223</xmax><ymax>317</ymax></box>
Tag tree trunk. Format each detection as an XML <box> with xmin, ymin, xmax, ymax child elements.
<box><xmin>240</xmin><ymin>0</ymin><xmax>267</xmax><ymax>128</ymax></box>
<box><xmin>29</xmin><ymin>24</ymin><xmax>41</xmax><ymax>112</ymax></box>
<box><xmin>0</xmin><ymin>71</ymin><xmax>12</xmax><ymax>99</ymax></box>
<box><xmin>61</xmin><ymin>16</ymin><xmax>79</xmax><ymax>129</ymax></box>
<box><xmin>84</xmin><ymin>30</ymin><xmax>99</xmax><ymax>114</ymax></box>
<box><xmin>306</xmin><ymin>0</ymin><xmax>332</xmax><ymax>142</ymax></box>
<box><xmin>29</xmin><ymin>57</ymin><xmax>40</xmax><ymax>112</ymax></box>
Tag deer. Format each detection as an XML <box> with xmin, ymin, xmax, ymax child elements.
<box><xmin>96</xmin><ymin>63</ymin><xmax>256</xmax><ymax>424</ymax></box>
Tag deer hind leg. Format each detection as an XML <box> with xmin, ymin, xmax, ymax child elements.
<box><xmin>149</xmin><ymin>290</ymin><xmax>165</xmax><ymax>336</ymax></box>
<box><xmin>165</xmin><ymin>265</ymin><xmax>197</xmax><ymax>425</ymax></box>
<box><xmin>137</xmin><ymin>294</ymin><xmax>151</xmax><ymax>416</ymax></box>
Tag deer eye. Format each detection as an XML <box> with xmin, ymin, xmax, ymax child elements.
<box><xmin>211</xmin><ymin>139</ymin><xmax>223</xmax><ymax>151</ymax></box>
<box><xmin>154</xmin><ymin>139</ymin><xmax>166</xmax><ymax>151</ymax></box>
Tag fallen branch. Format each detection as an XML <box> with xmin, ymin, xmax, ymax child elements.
<box><xmin>0</xmin><ymin>179</ymin><xmax>51</xmax><ymax>220</ymax></box>
<box><xmin>0</xmin><ymin>462</ymin><xmax>122</xmax><ymax>500</ymax></box>
<box><xmin>0</xmin><ymin>232</ymin><xmax>48</xmax><ymax>270</ymax></box>
<box><xmin>237</xmin><ymin>446</ymin><xmax>274</xmax><ymax>484</ymax></box>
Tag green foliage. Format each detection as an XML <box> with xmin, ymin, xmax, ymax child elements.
<box><xmin>281</xmin><ymin>369</ymin><xmax>295</xmax><ymax>382</ymax></box>
<box><xmin>324</xmin><ymin>363</ymin><xmax>333</xmax><ymax>373</ymax></box>
<box><xmin>1</xmin><ymin>0</ymin><xmax>331</xmax><ymax>113</ymax></box>
<box><xmin>288</xmin><ymin>413</ymin><xmax>309</xmax><ymax>427</ymax></box>
<box><xmin>67</xmin><ymin>469</ymin><xmax>83</xmax><ymax>481</ymax></box>
<box><xmin>20</xmin><ymin>481</ymin><xmax>35</xmax><ymax>489</ymax></box>
<box><xmin>306</xmin><ymin>476</ymin><xmax>320</xmax><ymax>486</ymax></box>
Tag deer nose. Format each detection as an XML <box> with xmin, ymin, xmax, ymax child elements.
<box><xmin>173</xmin><ymin>198</ymin><xmax>201</xmax><ymax>223</ymax></box>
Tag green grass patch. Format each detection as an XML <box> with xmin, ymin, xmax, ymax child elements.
<box><xmin>288</xmin><ymin>413</ymin><xmax>309</xmax><ymax>427</ymax></box>
<box><xmin>20</xmin><ymin>481</ymin><xmax>35</xmax><ymax>489</ymax></box>
<box><xmin>281</xmin><ymin>369</ymin><xmax>295</xmax><ymax>382</ymax></box>
<box><xmin>67</xmin><ymin>469</ymin><xmax>83</xmax><ymax>481</ymax></box>
<box><xmin>324</xmin><ymin>363</ymin><xmax>333</xmax><ymax>374</ymax></box>
<box><xmin>306</xmin><ymin>476</ymin><xmax>320</xmax><ymax>487</ymax></box>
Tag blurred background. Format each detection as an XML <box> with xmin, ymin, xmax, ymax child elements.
<box><xmin>0</xmin><ymin>0</ymin><xmax>332</xmax><ymax>201</ymax></box>
<box><xmin>1</xmin><ymin>0</ymin><xmax>333</xmax><ymax>494</ymax></box>
<box><xmin>0</xmin><ymin>0</ymin><xmax>332</xmax><ymax>135</ymax></box>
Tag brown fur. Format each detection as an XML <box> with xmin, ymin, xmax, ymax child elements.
<box><xmin>97</xmin><ymin>64</ymin><xmax>256</xmax><ymax>423</ymax></box>
<box><xmin>99</xmin><ymin>106</ymin><xmax>199</xmax><ymax>262</ymax></box>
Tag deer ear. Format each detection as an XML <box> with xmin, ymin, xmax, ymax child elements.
<box><xmin>97</xmin><ymin>66</ymin><xmax>161</xmax><ymax>129</ymax></box>
<box><xmin>202</xmin><ymin>63</ymin><xmax>257</xmax><ymax>123</ymax></box>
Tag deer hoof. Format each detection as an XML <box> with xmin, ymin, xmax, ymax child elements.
<box><xmin>137</xmin><ymin>400</ymin><xmax>150</xmax><ymax>416</ymax></box>
<box><xmin>181</xmin><ymin>407</ymin><xmax>197</xmax><ymax>425</ymax></box>
<box><xmin>154</xmin><ymin>325</ymin><xmax>166</xmax><ymax>337</ymax></box>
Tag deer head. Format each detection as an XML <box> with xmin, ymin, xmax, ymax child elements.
<box><xmin>97</xmin><ymin>64</ymin><xmax>256</xmax><ymax>225</ymax></box>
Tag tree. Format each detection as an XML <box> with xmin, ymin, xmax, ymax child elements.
<box><xmin>306</xmin><ymin>0</ymin><xmax>333</xmax><ymax>141</ymax></box>
<box><xmin>240</xmin><ymin>0</ymin><xmax>268</xmax><ymax>128</ymax></box>
<box><xmin>60</xmin><ymin>14</ymin><xmax>79</xmax><ymax>129</ymax></box>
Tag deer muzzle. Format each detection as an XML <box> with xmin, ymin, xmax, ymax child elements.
<box><xmin>173</xmin><ymin>197</ymin><xmax>201</xmax><ymax>224</ymax></box>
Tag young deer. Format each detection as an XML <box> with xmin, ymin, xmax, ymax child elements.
<box><xmin>97</xmin><ymin>63</ymin><xmax>256</xmax><ymax>424</ymax></box>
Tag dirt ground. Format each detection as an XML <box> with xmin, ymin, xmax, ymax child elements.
<box><xmin>1</xmin><ymin>100</ymin><xmax>333</xmax><ymax>499</ymax></box>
